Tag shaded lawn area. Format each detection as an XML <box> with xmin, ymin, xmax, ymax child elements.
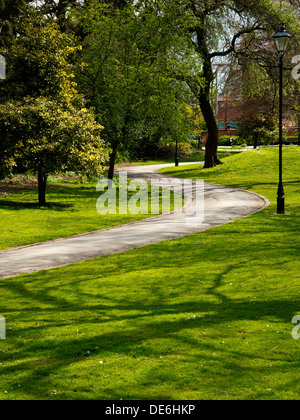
<box><xmin>0</xmin><ymin>177</ymin><xmax>180</xmax><ymax>250</ymax></box>
<box><xmin>128</xmin><ymin>149</ymin><xmax>241</xmax><ymax>166</ymax></box>
<box><xmin>0</xmin><ymin>146</ymin><xmax>299</xmax><ymax>400</ymax></box>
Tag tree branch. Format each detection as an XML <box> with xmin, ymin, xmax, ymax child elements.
<box><xmin>209</xmin><ymin>25</ymin><xmax>264</xmax><ymax>59</ymax></box>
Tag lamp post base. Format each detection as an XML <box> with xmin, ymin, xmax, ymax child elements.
<box><xmin>277</xmin><ymin>198</ymin><xmax>285</xmax><ymax>214</ymax></box>
<box><xmin>277</xmin><ymin>183</ymin><xmax>285</xmax><ymax>214</ymax></box>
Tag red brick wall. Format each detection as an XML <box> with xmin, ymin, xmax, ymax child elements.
<box><xmin>217</xmin><ymin>99</ymin><xmax>243</xmax><ymax>127</ymax></box>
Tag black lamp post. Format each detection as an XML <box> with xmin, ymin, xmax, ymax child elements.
<box><xmin>175</xmin><ymin>138</ymin><xmax>179</xmax><ymax>167</ymax></box>
<box><xmin>272</xmin><ymin>22</ymin><xmax>292</xmax><ymax>215</ymax></box>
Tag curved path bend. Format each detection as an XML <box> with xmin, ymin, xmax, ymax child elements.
<box><xmin>0</xmin><ymin>163</ymin><xmax>270</xmax><ymax>279</ymax></box>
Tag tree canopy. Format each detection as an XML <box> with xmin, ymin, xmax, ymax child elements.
<box><xmin>75</xmin><ymin>1</ymin><xmax>193</xmax><ymax>178</ymax></box>
<box><xmin>0</xmin><ymin>9</ymin><xmax>107</xmax><ymax>205</ymax></box>
<box><xmin>0</xmin><ymin>0</ymin><xmax>299</xmax><ymax>195</ymax></box>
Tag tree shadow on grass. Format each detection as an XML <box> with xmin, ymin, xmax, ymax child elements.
<box><xmin>0</xmin><ymin>241</ymin><xmax>299</xmax><ymax>399</ymax></box>
<box><xmin>0</xmin><ymin>184</ymin><xmax>100</xmax><ymax>211</ymax></box>
<box><xmin>0</xmin><ymin>200</ymin><xmax>73</xmax><ymax>211</ymax></box>
<box><xmin>225</xmin><ymin>179</ymin><xmax>300</xmax><ymax>191</ymax></box>
<box><xmin>1</xmin><ymin>285</ymin><xmax>299</xmax><ymax>399</ymax></box>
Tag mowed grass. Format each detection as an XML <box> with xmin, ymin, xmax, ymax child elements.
<box><xmin>160</xmin><ymin>145</ymin><xmax>298</xmax><ymax>190</ymax></box>
<box><xmin>0</xmin><ymin>176</ymin><xmax>181</xmax><ymax>250</ymax></box>
<box><xmin>129</xmin><ymin>149</ymin><xmax>241</xmax><ymax>165</ymax></box>
<box><xmin>0</xmin><ymin>146</ymin><xmax>299</xmax><ymax>400</ymax></box>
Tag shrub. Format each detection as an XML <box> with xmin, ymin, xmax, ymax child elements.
<box><xmin>218</xmin><ymin>135</ymin><xmax>247</xmax><ymax>147</ymax></box>
<box><xmin>157</xmin><ymin>140</ymin><xmax>197</xmax><ymax>159</ymax></box>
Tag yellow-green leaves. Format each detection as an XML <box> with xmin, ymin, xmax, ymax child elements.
<box><xmin>0</xmin><ymin>8</ymin><xmax>108</xmax><ymax>202</ymax></box>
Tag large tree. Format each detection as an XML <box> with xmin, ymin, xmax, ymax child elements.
<box><xmin>153</xmin><ymin>0</ymin><xmax>300</xmax><ymax>167</ymax></box>
<box><xmin>0</xmin><ymin>8</ymin><xmax>107</xmax><ymax>205</ymax></box>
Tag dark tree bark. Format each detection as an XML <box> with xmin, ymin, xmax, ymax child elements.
<box><xmin>186</xmin><ymin>23</ymin><xmax>222</xmax><ymax>168</ymax></box>
<box><xmin>107</xmin><ymin>145</ymin><xmax>118</xmax><ymax>181</ymax></box>
<box><xmin>176</xmin><ymin>1</ymin><xmax>266</xmax><ymax>168</ymax></box>
<box><xmin>38</xmin><ymin>170</ymin><xmax>47</xmax><ymax>206</ymax></box>
<box><xmin>253</xmin><ymin>133</ymin><xmax>259</xmax><ymax>149</ymax></box>
<box><xmin>198</xmin><ymin>91</ymin><xmax>222</xmax><ymax>168</ymax></box>
<box><xmin>107</xmin><ymin>119</ymin><xmax>128</xmax><ymax>180</ymax></box>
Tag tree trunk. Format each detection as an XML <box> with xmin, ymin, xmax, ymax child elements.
<box><xmin>198</xmin><ymin>91</ymin><xmax>222</xmax><ymax>168</ymax></box>
<box><xmin>253</xmin><ymin>133</ymin><xmax>258</xmax><ymax>149</ymax></box>
<box><xmin>108</xmin><ymin>146</ymin><xmax>118</xmax><ymax>180</ymax></box>
<box><xmin>38</xmin><ymin>171</ymin><xmax>47</xmax><ymax>206</ymax></box>
<box><xmin>189</xmin><ymin>30</ymin><xmax>222</xmax><ymax>169</ymax></box>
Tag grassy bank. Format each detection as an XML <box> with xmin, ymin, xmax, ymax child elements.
<box><xmin>160</xmin><ymin>146</ymin><xmax>298</xmax><ymax>193</ymax></box>
<box><xmin>0</xmin><ymin>146</ymin><xmax>299</xmax><ymax>400</ymax></box>
<box><xmin>127</xmin><ymin>149</ymin><xmax>241</xmax><ymax>166</ymax></box>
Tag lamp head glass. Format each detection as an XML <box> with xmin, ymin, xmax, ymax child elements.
<box><xmin>273</xmin><ymin>22</ymin><xmax>292</xmax><ymax>55</ymax></box>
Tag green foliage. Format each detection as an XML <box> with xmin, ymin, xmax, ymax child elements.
<box><xmin>0</xmin><ymin>0</ymin><xmax>31</xmax><ymax>46</ymax></box>
<box><xmin>0</xmin><ymin>98</ymin><xmax>106</xmax><ymax>175</ymax></box>
<box><xmin>238</xmin><ymin>113</ymin><xmax>278</xmax><ymax>147</ymax></box>
<box><xmin>1</xmin><ymin>14</ymin><xmax>81</xmax><ymax>101</ymax></box>
<box><xmin>154</xmin><ymin>0</ymin><xmax>300</xmax><ymax>167</ymax></box>
<box><xmin>0</xmin><ymin>8</ymin><xmax>107</xmax><ymax>202</ymax></box>
<box><xmin>156</xmin><ymin>139</ymin><xmax>197</xmax><ymax>160</ymax></box>
<box><xmin>185</xmin><ymin>104</ymin><xmax>206</xmax><ymax>141</ymax></box>
<box><xmin>75</xmin><ymin>2</ymin><xmax>193</xmax><ymax>173</ymax></box>
<box><xmin>218</xmin><ymin>135</ymin><xmax>247</xmax><ymax>147</ymax></box>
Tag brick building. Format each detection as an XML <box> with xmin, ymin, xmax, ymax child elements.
<box><xmin>217</xmin><ymin>97</ymin><xmax>243</xmax><ymax>137</ymax></box>
<box><xmin>216</xmin><ymin>97</ymin><xmax>298</xmax><ymax>140</ymax></box>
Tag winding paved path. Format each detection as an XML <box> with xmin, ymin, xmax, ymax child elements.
<box><xmin>0</xmin><ymin>163</ymin><xmax>270</xmax><ymax>279</ymax></box>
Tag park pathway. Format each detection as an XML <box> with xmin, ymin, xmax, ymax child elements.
<box><xmin>0</xmin><ymin>162</ymin><xmax>270</xmax><ymax>279</ymax></box>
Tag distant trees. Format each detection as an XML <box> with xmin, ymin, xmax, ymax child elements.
<box><xmin>0</xmin><ymin>0</ymin><xmax>32</xmax><ymax>46</ymax></box>
<box><xmin>75</xmin><ymin>1</ymin><xmax>192</xmax><ymax>179</ymax></box>
<box><xmin>238</xmin><ymin>109</ymin><xmax>278</xmax><ymax>148</ymax></box>
<box><xmin>234</xmin><ymin>8</ymin><xmax>300</xmax><ymax>147</ymax></box>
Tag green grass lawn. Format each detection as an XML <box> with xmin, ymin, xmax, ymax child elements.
<box><xmin>0</xmin><ymin>146</ymin><xmax>299</xmax><ymax>400</ymax></box>
<box><xmin>0</xmin><ymin>176</ymin><xmax>180</xmax><ymax>250</ymax></box>
<box><xmin>160</xmin><ymin>146</ymin><xmax>298</xmax><ymax>195</ymax></box>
